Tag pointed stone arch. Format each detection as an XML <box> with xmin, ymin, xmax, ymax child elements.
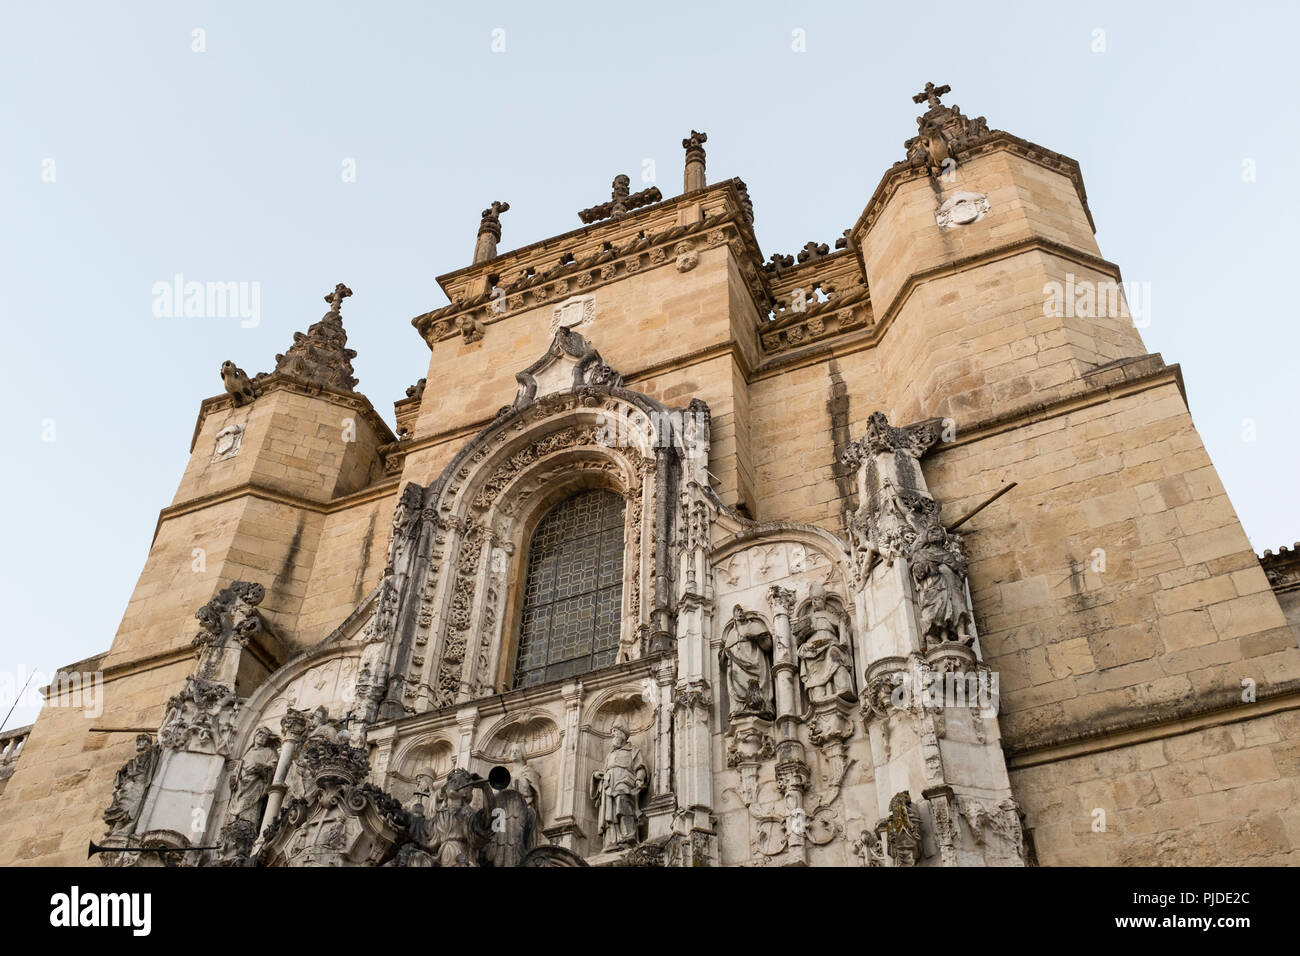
<box><xmin>368</xmin><ymin>330</ymin><xmax>710</xmax><ymax>723</ymax></box>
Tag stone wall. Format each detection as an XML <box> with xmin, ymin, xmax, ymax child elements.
<box><xmin>1011</xmin><ymin>709</ymin><xmax>1300</xmax><ymax>865</ymax></box>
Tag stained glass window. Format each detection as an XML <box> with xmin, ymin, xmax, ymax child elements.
<box><xmin>514</xmin><ymin>489</ymin><xmax>625</xmax><ymax>688</ymax></box>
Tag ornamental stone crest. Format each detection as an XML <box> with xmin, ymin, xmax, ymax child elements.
<box><xmin>211</xmin><ymin>423</ymin><xmax>245</xmax><ymax>462</ymax></box>
<box><xmin>510</xmin><ymin>327</ymin><xmax>624</xmax><ymax>410</ymax></box>
<box><xmin>935</xmin><ymin>191</ymin><xmax>990</xmax><ymax>228</ymax></box>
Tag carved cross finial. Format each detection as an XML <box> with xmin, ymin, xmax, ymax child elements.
<box><xmin>480</xmin><ymin>200</ymin><xmax>510</xmax><ymax>226</ymax></box>
<box><xmin>474</xmin><ymin>201</ymin><xmax>510</xmax><ymax>264</ymax></box>
<box><xmin>324</xmin><ymin>283</ymin><xmax>352</xmax><ymax>314</ymax></box>
<box><xmin>912</xmin><ymin>82</ymin><xmax>951</xmax><ymax>109</ymax></box>
<box><xmin>798</xmin><ymin>241</ymin><xmax>830</xmax><ymax>263</ymax></box>
<box><xmin>577</xmin><ymin>174</ymin><xmax>663</xmax><ymax>224</ymax></box>
<box><xmin>611</xmin><ymin>174</ymin><xmax>631</xmax><ymax>215</ymax></box>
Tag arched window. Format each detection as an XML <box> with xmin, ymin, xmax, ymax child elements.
<box><xmin>514</xmin><ymin>489</ymin><xmax>625</xmax><ymax>688</ymax></box>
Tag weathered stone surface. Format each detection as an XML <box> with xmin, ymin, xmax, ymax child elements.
<box><xmin>2</xmin><ymin>90</ymin><xmax>1297</xmax><ymax>869</ymax></box>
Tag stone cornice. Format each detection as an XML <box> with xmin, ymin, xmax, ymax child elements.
<box><xmin>1261</xmin><ymin>543</ymin><xmax>1300</xmax><ymax>594</ymax></box>
<box><xmin>758</xmin><ymin>284</ymin><xmax>873</xmax><ymax>357</ymax></box>
<box><xmin>433</xmin><ymin>179</ymin><xmax>751</xmax><ymax>294</ymax></box>
<box><xmin>189</xmin><ymin>374</ymin><xmax>398</xmax><ymax>453</ymax></box>
<box><xmin>367</xmin><ymin>653</ymin><xmax>669</xmax><ymax>733</ymax></box>
<box><xmin>414</xmin><ymin>182</ymin><xmax>772</xmax><ymax>347</ymax></box>
<box><xmin>152</xmin><ymin>476</ymin><xmax>401</xmax><ymax>545</ymax></box>
<box><xmin>926</xmin><ymin>356</ymin><xmax>1185</xmax><ymax>452</ymax></box>
<box><xmin>389</xmin><ymin>341</ymin><xmax>749</xmax><ymax>459</ymax></box>
<box><xmin>1005</xmin><ymin>687</ymin><xmax>1300</xmax><ymax>769</ymax></box>
<box><xmin>849</xmin><ymin>131</ymin><xmax>1097</xmax><ymax>257</ymax></box>
<box><xmin>753</xmin><ymin>236</ymin><xmax>1123</xmax><ymax>370</ymax></box>
<box><xmin>763</xmin><ymin>246</ymin><xmax>861</xmax><ymax>304</ymax></box>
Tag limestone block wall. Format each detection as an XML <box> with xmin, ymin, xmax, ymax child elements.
<box><xmin>749</xmin><ymin>346</ymin><xmax>883</xmax><ymax>531</ymax></box>
<box><xmin>858</xmin><ymin>148</ymin><xmax>1102</xmax><ymax>317</ymax></box>
<box><xmin>296</xmin><ymin>492</ymin><xmax>396</xmax><ymax>640</ymax></box>
<box><xmin>1010</xmin><ymin>710</ymin><xmax>1300</xmax><ymax>865</ymax></box>
<box><xmin>921</xmin><ymin>375</ymin><xmax>1300</xmax><ymax>863</ymax></box>
<box><xmin>179</xmin><ymin>386</ymin><xmax>388</xmax><ymax>506</ymax></box>
<box><xmin>0</xmin><ymin>654</ymin><xmax>191</xmax><ymax>866</ymax></box>
<box><xmin>924</xmin><ymin>376</ymin><xmax>1298</xmax><ymax>751</ymax></box>
<box><xmin>413</xmin><ymin>245</ymin><xmax>733</xmax><ymax>438</ymax></box>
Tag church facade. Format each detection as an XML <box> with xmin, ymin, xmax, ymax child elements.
<box><xmin>3</xmin><ymin>85</ymin><xmax>1299</xmax><ymax>867</ymax></box>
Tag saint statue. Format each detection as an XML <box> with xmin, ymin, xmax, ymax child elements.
<box><xmin>229</xmin><ymin>726</ymin><xmax>280</xmax><ymax>826</ymax></box>
<box><xmin>507</xmin><ymin>744</ymin><xmax>542</xmax><ymax>816</ymax></box>
<box><xmin>722</xmin><ymin>604</ymin><xmax>774</xmax><ymax>719</ymax></box>
<box><xmin>793</xmin><ymin>582</ymin><xmax>856</xmax><ymax>704</ymax></box>
<box><xmin>305</xmin><ymin>705</ymin><xmax>344</xmax><ymax>745</ymax></box>
<box><xmin>102</xmin><ymin>734</ymin><xmax>159</xmax><ymax>838</ymax></box>
<box><xmin>405</xmin><ymin>770</ymin><xmax>437</xmax><ymax>815</ymax></box>
<box><xmin>591</xmin><ymin>719</ymin><xmax>647</xmax><ymax>851</ymax></box>
<box><xmin>484</xmin><ymin>748</ymin><xmax>542</xmax><ymax>868</ymax></box>
<box><xmin>907</xmin><ymin>523</ymin><xmax>974</xmax><ymax>647</ymax></box>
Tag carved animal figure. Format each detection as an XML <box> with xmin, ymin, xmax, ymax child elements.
<box><xmin>220</xmin><ymin>360</ymin><xmax>256</xmax><ymax>405</ymax></box>
<box><xmin>456</xmin><ymin>313</ymin><xmax>485</xmax><ymax>342</ymax></box>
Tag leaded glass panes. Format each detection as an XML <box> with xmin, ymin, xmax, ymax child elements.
<box><xmin>514</xmin><ymin>489</ymin><xmax>625</xmax><ymax>688</ymax></box>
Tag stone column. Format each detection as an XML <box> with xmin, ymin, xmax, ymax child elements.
<box><xmin>260</xmin><ymin>709</ymin><xmax>307</xmax><ymax>833</ymax></box>
<box><xmin>544</xmin><ymin>680</ymin><xmax>585</xmax><ymax>851</ymax></box>
<box><xmin>766</xmin><ymin>585</ymin><xmax>810</xmax><ymax>863</ymax></box>
<box><xmin>682</xmin><ymin>131</ymin><xmax>707</xmax><ymax>193</ymax></box>
<box><xmin>767</xmin><ymin>586</ymin><xmax>799</xmax><ymax>738</ymax></box>
<box><xmin>454</xmin><ymin>704</ymin><xmax>479</xmax><ymax>769</ymax></box>
<box><xmin>473</xmin><ymin>201</ymin><xmax>509</xmax><ymax>264</ymax></box>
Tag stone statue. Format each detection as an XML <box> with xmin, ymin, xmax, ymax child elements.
<box><xmin>228</xmin><ymin>727</ymin><xmax>280</xmax><ymax>826</ymax></box>
<box><xmin>507</xmin><ymin>744</ymin><xmax>542</xmax><ymax>815</ymax></box>
<box><xmin>425</xmin><ymin>769</ymin><xmax>494</xmax><ymax>867</ymax></box>
<box><xmin>102</xmin><ymin>734</ymin><xmax>159</xmax><ymax>838</ymax></box>
<box><xmin>852</xmin><ymin>828</ymin><xmax>886</xmax><ymax>867</ymax></box>
<box><xmin>591</xmin><ymin>719</ymin><xmax>648</xmax><ymax>851</ymax></box>
<box><xmin>907</xmin><ymin>522</ymin><xmax>974</xmax><ymax>647</ymax></box>
<box><xmin>722</xmin><ymin>605</ymin><xmax>775</xmax><ymax>719</ymax></box>
<box><xmin>405</xmin><ymin>770</ymin><xmax>437</xmax><ymax>815</ymax></box>
<box><xmin>484</xmin><ymin>781</ymin><xmax>539</xmax><ymax>868</ymax></box>
<box><xmin>305</xmin><ymin>705</ymin><xmax>347</xmax><ymax>746</ymax></box>
<box><xmin>882</xmin><ymin>792</ymin><xmax>922</xmax><ymax>866</ymax></box>
<box><xmin>794</xmin><ymin>582</ymin><xmax>856</xmax><ymax>704</ymax></box>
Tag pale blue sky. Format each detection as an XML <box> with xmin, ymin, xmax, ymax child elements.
<box><xmin>2</xmin><ymin>0</ymin><xmax>1297</xmax><ymax>727</ymax></box>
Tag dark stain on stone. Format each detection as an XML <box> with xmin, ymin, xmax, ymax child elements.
<box><xmin>354</xmin><ymin>509</ymin><xmax>376</xmax><ymax>600</ymax></box>
<box><xmin>827</xmin><ymin>359</ymin><xmax>855</xmax><ymax>534</ymax></box>
<box><xmin>273</xmin><ymin>517</ymin><xmax>305</xmax><ymax>598</ymax></box>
